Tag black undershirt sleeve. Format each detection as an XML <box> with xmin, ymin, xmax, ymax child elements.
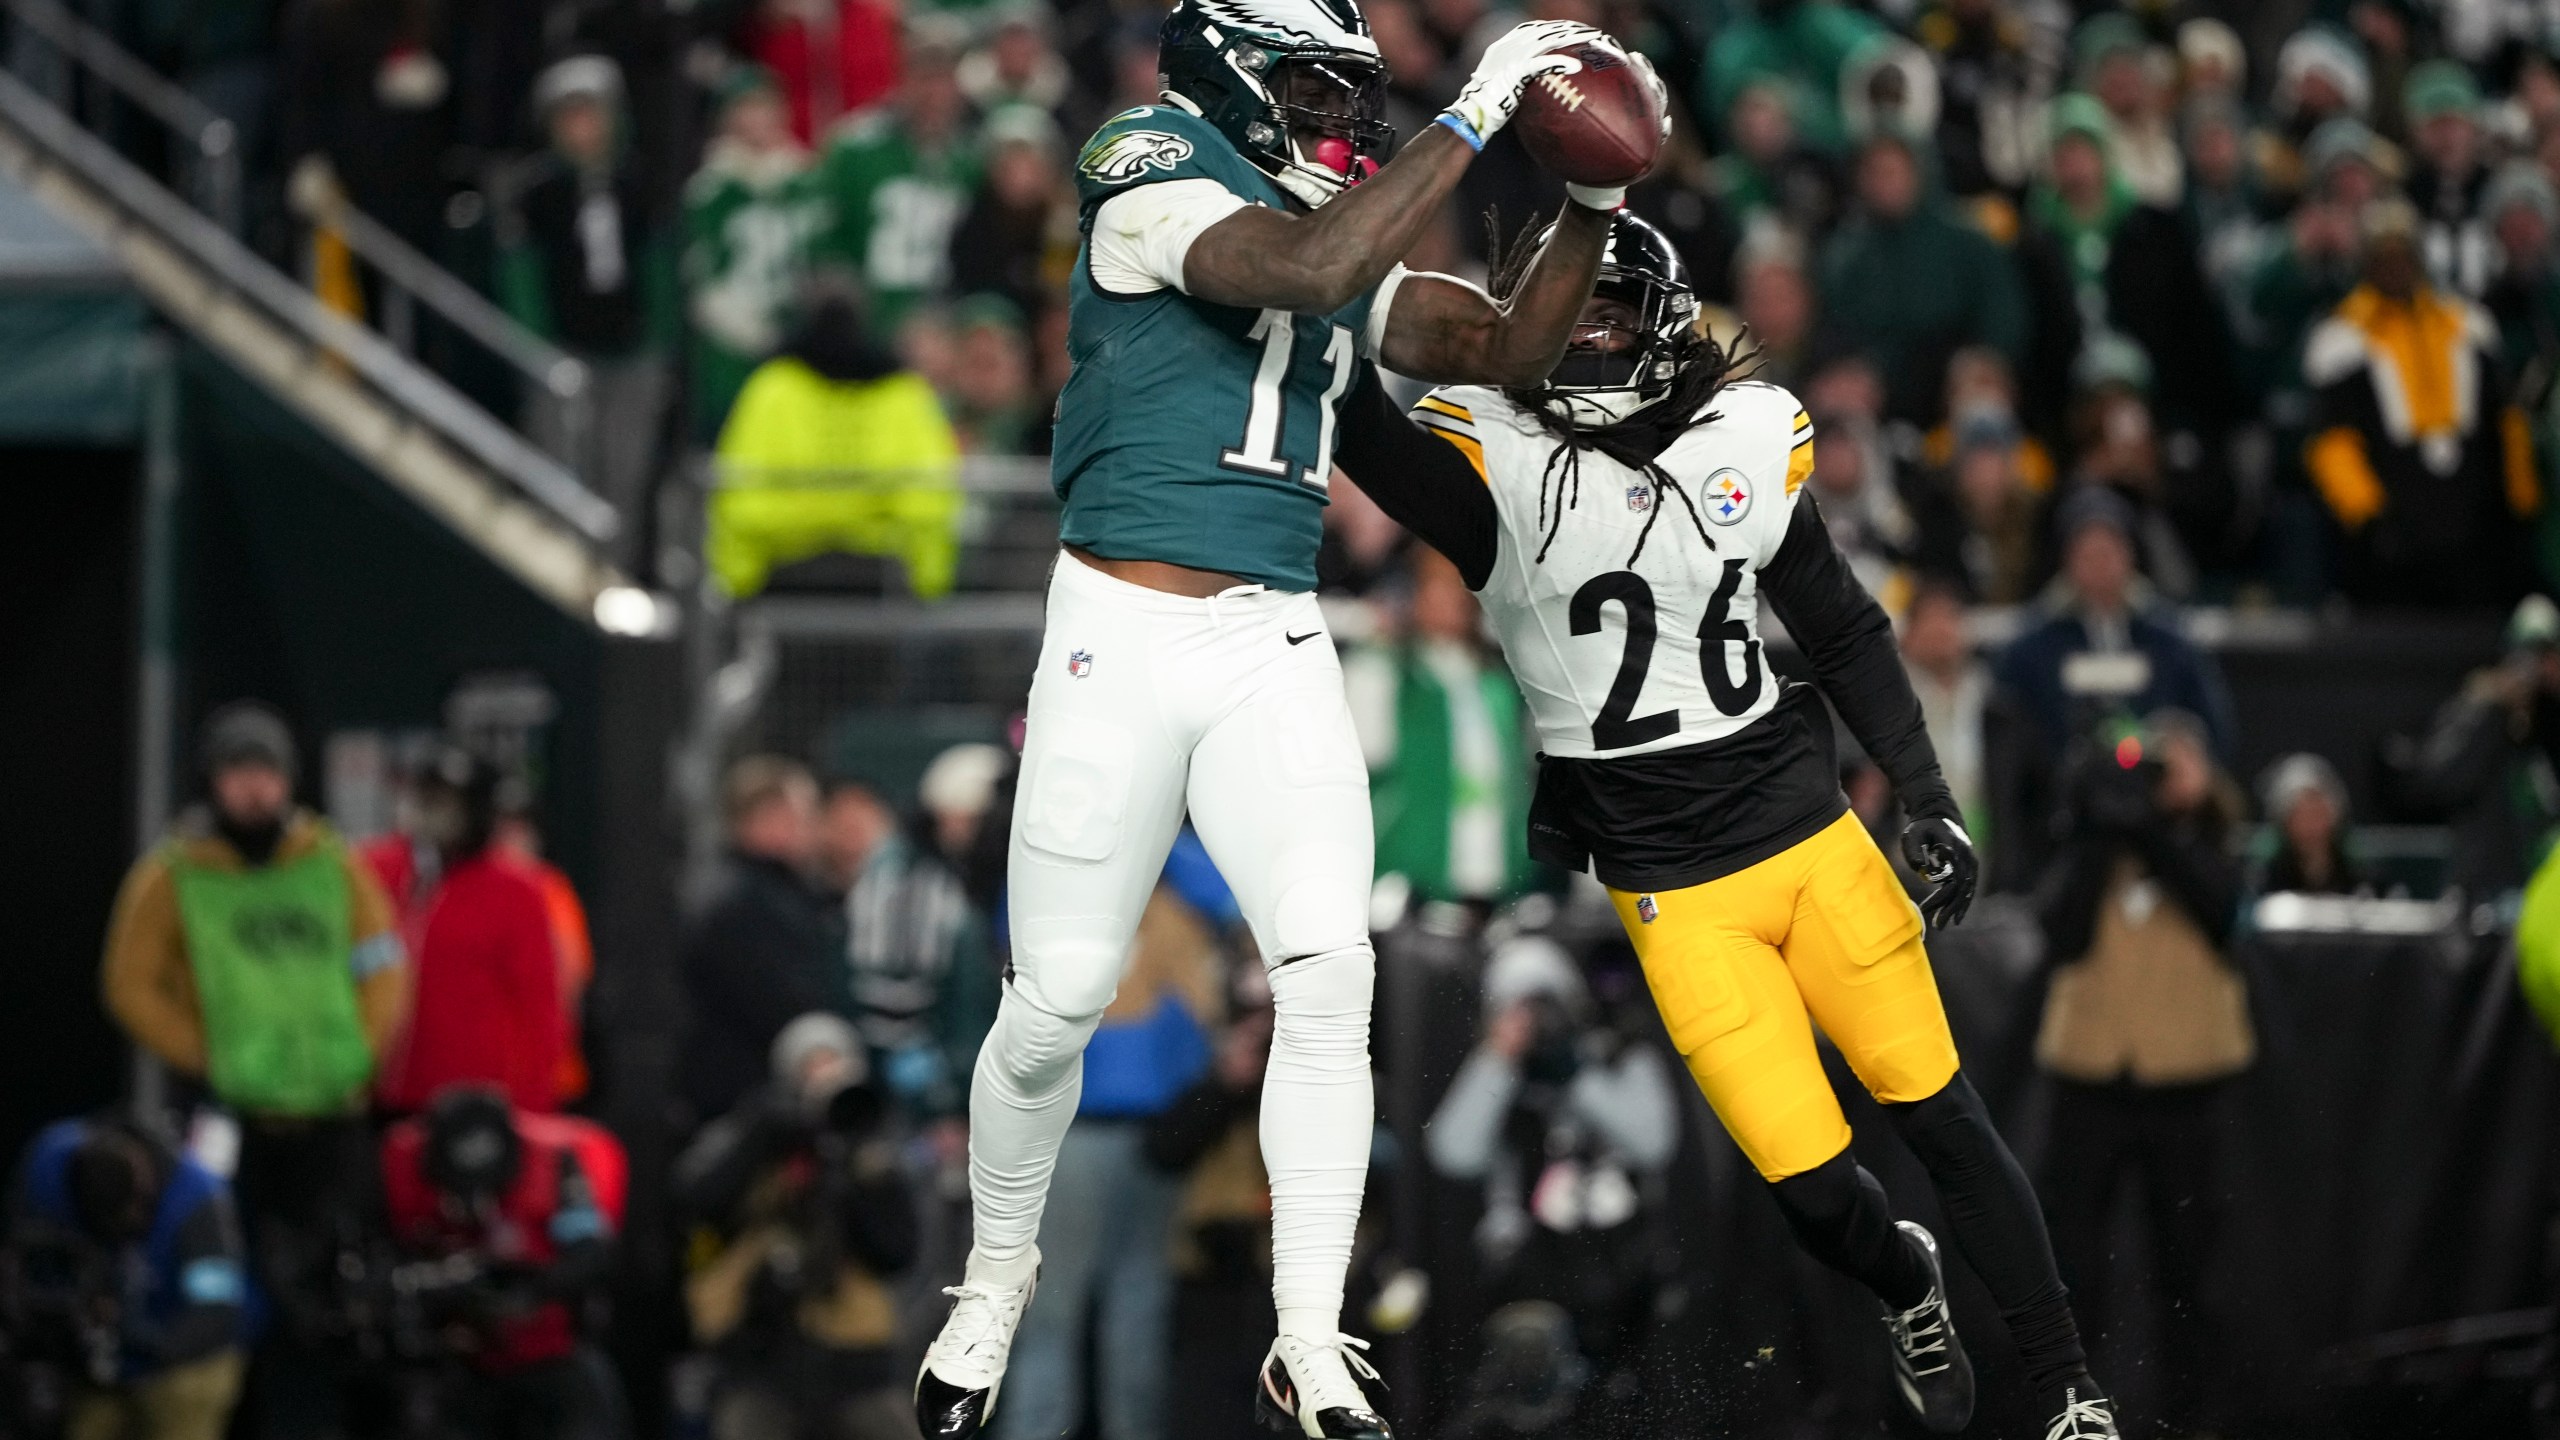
<box><xmin>1331</xmin><ymin>367</ymin><xmax>1500</xmax><ymax>589</ymax></box>
<box><xmin>1757</xmin><ymin>494</ymin><xmax>1961</xmax><ymax>826</ymax></box>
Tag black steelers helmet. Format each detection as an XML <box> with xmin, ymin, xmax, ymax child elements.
<box><xmin>1157</xmin><ymin>0</ymin><xmax>1393</xmax><ymax>207</ymax></box>
<box><xmin>1539</xmin><ymin>210</ymin><xmax>1701</xmax><ymax>422</ymax></box>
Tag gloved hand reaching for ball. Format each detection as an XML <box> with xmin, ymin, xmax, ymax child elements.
<box><xmin>1439</xmin><ymin>20</ymin><xmax>1622</xmax><ymax>150</ymax></box>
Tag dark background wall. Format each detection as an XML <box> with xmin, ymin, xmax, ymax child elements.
<box><xmin>171</xmin><ymin>344</ymin><xmax>608</xmax><ymax>892</ymax></box>
<box><xmin>0</xmin><ymin>445</ymin><xmax>139</xmax><ymax>1162</ymax></box>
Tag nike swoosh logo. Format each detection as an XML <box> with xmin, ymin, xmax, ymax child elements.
<box><xmin>1285</xmin><ymin>631</ymin><xmax>1322</xmax><ymax>646</ymax></box>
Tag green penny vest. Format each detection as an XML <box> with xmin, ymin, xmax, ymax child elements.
<box><xmin>166</xmin><ymin>835</ymin><xmax>375</xmax><ymax>1115</ymax></box>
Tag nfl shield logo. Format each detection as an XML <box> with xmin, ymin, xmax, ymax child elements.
<box><xmin>1066</xmin><ymin>649</ymin><xmax>1094</xmax><ymax>679</ymax></box>
<box><xmin>1626</xmin><ymin>485</ymin><xmax>1653</xmax><ymax>513</ymax></box>
<box><xmin>1636</xmin><ymin>894</ymin><xmax>1659</xmax><ymax>924</ymax></box>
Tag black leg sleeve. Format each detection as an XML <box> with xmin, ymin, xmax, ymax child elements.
<box><xmin>1882</xmin><ymin>1071</ymin><xmax>2090</xmax><ymax>1395</ymax></box>
<box><xmin>1766</xmin><ymin>1149</ymin><xmax>1934</xmax><ymax>1312</ymax></box>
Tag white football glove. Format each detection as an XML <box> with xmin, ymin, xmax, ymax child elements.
<box><xmin>1628</xmin><ymin>50</ymin><xmax>1672</xmax><ymax>147</ymax></box>
<box><xmin>1440</xmin><ymin>19</ymin><xmax>1612</xmax><ymax>148</ymax></box>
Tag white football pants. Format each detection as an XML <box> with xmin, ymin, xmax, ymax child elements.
<box><xmin>968</xmin><ymin>551</ymin><xmax>1378</xmax><ymax>1343</ymax></box>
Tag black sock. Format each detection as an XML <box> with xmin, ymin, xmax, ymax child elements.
<box><xmin>1883</xmin><ymin>1071</ymin><xmax>2089</xmax><ymax>1395</ymax></box>
<box><xmin>2041</xmin><ymin>1370</ymin><xmax>2107</xmax><ymax>1404</ymax></box>
<box><xmin>1767</xmin><ymin>1149</ymin><xmax>1934</xmax><ymax>1311</ymax></box>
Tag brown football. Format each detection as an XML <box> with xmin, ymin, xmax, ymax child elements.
<box><xmin>1513</xmin><ymin>41</ymin><xmax>1667</xmax><ymax>189</ymax></box>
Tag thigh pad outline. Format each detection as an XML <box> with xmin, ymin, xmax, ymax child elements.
<box><xmin>1019</xmin><ymin>715</ymin><xmax>1137</xmax><ymax>864</ymax></box>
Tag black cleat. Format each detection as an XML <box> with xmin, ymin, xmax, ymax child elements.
<box><xmin>2040</xmin><ymin>1377</ymin><xmax>2121</xmax><ymax>1440</ymax></box>
<box><xmin>1881</xmin><ymin>1222</ymin><xmax>1975</xmax><ymax>1434</ymax></box>
<box><xmin>913</xmin><ymin>1254</ymin><xmax>1038</xmax><ymax>1440</ymax></box>
<box><xmin>1255</xmin><ymin>1334</ymin><xmax>1393</xmax><ymax>1439</ymax></box>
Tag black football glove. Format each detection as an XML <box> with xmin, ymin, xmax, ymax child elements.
<box><xmin>1900</xmin><ymin>814</ymin><xmax>1978</xmax><ymax>930</ymax></box>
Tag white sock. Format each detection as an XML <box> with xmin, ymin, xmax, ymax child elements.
<box><xmin>1260</xmin><ymin>943</ymin><xmax>1377</xmax><ymax>1342</ymax></box>
<box><xmin>965</xmin><ymin>988</ymin><xmax>1102</xmax><ymax>1284</ymax></box>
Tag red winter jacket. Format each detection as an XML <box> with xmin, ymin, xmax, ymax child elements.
<box><xmin>745</xmin><ymin>0</ymin><xmax>900</xmax><ymax>145</ymax></box>
<box><xmin>376</xmin><ymin>851</ymin><xmax>566</xmax><ymax>1113</ymax></box>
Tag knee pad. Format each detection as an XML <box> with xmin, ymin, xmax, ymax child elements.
<box><xmin>1267</xmin><ymin>940</ymin><xmax>1376</xmax><ymax>1011</ymax></box>
<box><xmin>1266</xmin><ymin>942</ymin><xmax>1376</xmax><ymax>1069</ymax></box>
<box><xmin>1263</xmin><ymin>848</ymin><xmax>1373</xmax><ymax>961</ymax></box>
<box><xmin>1006</xmin><ymin>920</ymin><xmax>1128</xmax><ymax>1020</ymax></box>
<box><xmin>978</xmin><ymin>989</ymin><xmax>1103</xmax><ymax>1087</ymax></box>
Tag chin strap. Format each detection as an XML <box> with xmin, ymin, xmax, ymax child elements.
<box><xmin>1271</xmin><ymin>133</ymin><xmax>1374</xmax><ymax>209</ymax></box>
<box><xmin>1272</xmin><ymin>163</ymin><xmax>1345</xmax><ymax>208</ymax></box>
<box><xmin>1565</xmin><ymin>182</ymin><xmax>1626</xmax><ymax>210</ymax></box>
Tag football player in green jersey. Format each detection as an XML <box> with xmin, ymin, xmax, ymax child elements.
<box><xmin>915</xmin><ymin>4</ymin><xmax>1662</xmax><ymax>1439</ymax></box>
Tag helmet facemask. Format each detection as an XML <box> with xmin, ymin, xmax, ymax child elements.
<box><xmin>1224</xmin><ymin>48</ymin><xmax>1392</xmax><ymax>206</ymax></box>
<box><xmin>1539</xmin><ymin>268</ymin><xmax>1700</xmax><ymax>429</ymax></box>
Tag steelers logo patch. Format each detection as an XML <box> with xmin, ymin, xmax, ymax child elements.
<box><xmin>1703</xmin><ymin>468</ymin><xmax>1752</xmax><ymax>526</ymax></box>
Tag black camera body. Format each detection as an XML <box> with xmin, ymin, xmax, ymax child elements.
<box><xmin>324</xmin><ymin>1227</ymin><xmax>497</xmax><ymax>1364</ymax></box>
<box><xmin>2063</xmin><ymin>720</ymin><xmax>2167</xmax><ymax>838</ymax></box>
<box><xmin>1</xmin><ymin>1235</ymin><xmax>127</xmax><ymax>1386</ymax></box>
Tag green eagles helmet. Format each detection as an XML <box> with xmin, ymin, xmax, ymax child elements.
<box><xmin>1157</xmin><ymin>0</ymin><xmax>1393</xmax><ymax>207</ymax></box>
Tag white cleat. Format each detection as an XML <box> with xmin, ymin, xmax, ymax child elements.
<box><xmin>913</xmin><ymin>1251</ymin><xmax>1039</xmax><ymax>1440</ymax></box>
<box><xmin>1255</xmin><ymin>1333</ymin><xmax>1393</xmax><ymax>1439</ymax></box>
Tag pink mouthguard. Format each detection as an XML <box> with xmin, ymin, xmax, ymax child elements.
<box><xmin>1310</xmin><ymin>137</ymin><xmax>1379</xmax><ymax>183</ymax></box>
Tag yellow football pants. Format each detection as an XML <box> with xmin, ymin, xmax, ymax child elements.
<box><xmin>1609</xmin><ymin>810</ymin><xmax>1960</xmax><ymax>1182</ymax></box>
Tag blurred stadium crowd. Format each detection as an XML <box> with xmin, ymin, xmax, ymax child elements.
<box><xmin>56</xmin><ymin>0</ymin><xmax>2560</xmax><ymax>607</ymax></box>
<box><xmin>14</xmin><ymin>0</ymin><xmax>2560</xmax><ymax>1439</ymax></box>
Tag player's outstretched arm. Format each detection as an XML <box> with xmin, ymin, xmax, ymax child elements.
<box><xmin>1759</xmin><ymin>495</ymin><xmax>1977</xmax><ymax>926</ymax></box>
<box><xmin>1180</xmin><ymin>19</ymin><xmax>1607</xmax><ymax>314</ymax></box>
<box><xmin>1376</xmin><ymin>200</ymin><xmax>1611</xmax><ymax>386</ymax></box>
<box><xmin>1332</xmin><ymin>369</ymin><xmax>1500</xmax><ymax>587</ymax></box>
<box><xmin>1759</xmin><ymin>496</ymin><xmax>1945</xmax><ymax>810</ymax></box>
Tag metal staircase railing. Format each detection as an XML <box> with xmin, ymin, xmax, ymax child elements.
<box><xmin>1</xmin><ymin>0</ymin><xmax>603</xmax><ymax>516</ymax></box>
<box><xmin>284</xmin><ymin>175</ymin><xmax>597</xmax><ymax>481</ymax></box>
<box><xmin>0</xmin><ymin>62</ymin><xmax>623</xmax><ymax>611</ymax></box>
<box><xmin>3</xmin><ymin>0</ymin><xmax>240</xmax><ymax>232</ymax></box>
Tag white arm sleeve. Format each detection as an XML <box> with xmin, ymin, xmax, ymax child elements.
<box><xmin>1088</xmin><ymin>179</ymin><xmax>1249</xmax><ymax>296</ymax></box>
<box><xmin>1364</xmin><ymin>264</ymin><xmax>1410</xmax><ymax>360</ymax></box>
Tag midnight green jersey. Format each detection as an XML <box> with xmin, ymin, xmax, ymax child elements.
<box><xmin>1052</xmin><ymin>106</ymin><xmax>1387</xmax><ymax>593</ymax></box>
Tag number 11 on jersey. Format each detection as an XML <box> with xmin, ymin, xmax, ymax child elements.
<box><xmin>1220</xmin><ymin>309</ymin><xmax>1355</xmax><ymax>491</ymax></box>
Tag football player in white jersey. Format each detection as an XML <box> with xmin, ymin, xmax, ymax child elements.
<box><xmin>1332</xmin><ymin>210</ymin><xmax>2121</xmax><ymax>1440</ymax></box>
<box><xmin>914</xmin><ymin>1</ymin><xmax>1657</xmax><ymax>1438</ymax></box>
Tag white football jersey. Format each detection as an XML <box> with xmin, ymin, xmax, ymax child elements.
<box><xmin>1411</xmin><ymin>380</ymin><xmax>1816</xmax><ymax>760</ymax></box>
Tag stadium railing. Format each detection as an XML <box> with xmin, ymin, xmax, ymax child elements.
<box><xmin>0</xmin><ymin>38</ymin><xmax>619</xmax><ymax>614</ymax></box>
<box><xmin>0</xmin><ymin>0</ymin><xmax>606</xmax><ymax>554</ymax></box>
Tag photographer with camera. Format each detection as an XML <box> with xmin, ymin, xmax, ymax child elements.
<box><xmin>674</xmin><ymin>1013</ymin><xmax>918</xmax><ymax>1440</ymax></box>
<box><xmin>3</xmin><ymin>1117</ymin><xmax>246</xmax><ymax>1440</ymax></box>
<box><xmin>376</xmin><ymin>1086</ymin><xmax>629</xmax><ymax>1440</ymax></box>
<box><xmin>1425</xmin><ymin>932</ymin><xmax>1680</xmax><ymax>1431</ymax></box>
<box><xmin>1988</xmin><ymin>489</ymin><xmax>2237</xmax><ymax>892</ymax></box>
<box><xmin>2033</xmin><ymin>708</ymin><xmax>2251</xmax><ymax>1436</ymax></box>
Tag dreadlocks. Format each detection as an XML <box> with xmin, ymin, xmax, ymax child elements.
<box><xmin>1483</xmin><ymin>210</ymin><xmax>1760</xmax><ymax>568</ymax></box>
